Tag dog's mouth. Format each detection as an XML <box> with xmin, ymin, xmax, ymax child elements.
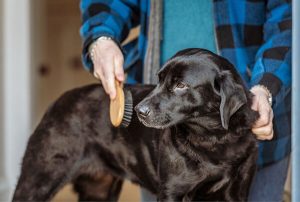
<box><xmin>136</xmin><ymin>113</ymin><xmax>172</xmax><ymax>129</ymax></box>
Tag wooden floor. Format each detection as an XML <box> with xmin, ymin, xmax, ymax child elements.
<box><xmin>47</xmin><ymin>159</ymin><xmax>291</xmax><ymax>202</ymax></box>
<box><xmin>52</xmin><ymin>181</ymin><xmax>140</xmax><ymax>202</ymax></box>
<box><xmin>51</xmin><ymin>182</ymin><xmax>291</xmax><ymax>202</ymax></box>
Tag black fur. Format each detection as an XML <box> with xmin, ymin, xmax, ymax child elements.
<box><xmin>13</xmin><ymin>48</ymin><xmax>258</xmax><ymax>202</ymax></box>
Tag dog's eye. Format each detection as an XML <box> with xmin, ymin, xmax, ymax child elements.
<box><xmin>175</xmin><ymin>82</ymin><xmax>187</xmax><ymax>89</ymax></box>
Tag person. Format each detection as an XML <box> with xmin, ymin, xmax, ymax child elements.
<box><xmin>80</xmin><ymin>0</ymin><xmax>291</xmax><ymax>201</ymax></box>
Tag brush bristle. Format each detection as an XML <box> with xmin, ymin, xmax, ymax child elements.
<box><xmin>121</xmin><ymin>90</ymin><xmax>133</xmax><ymax>127</ymax></box>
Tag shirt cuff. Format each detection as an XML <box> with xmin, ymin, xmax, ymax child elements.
<box><xmin>257</xmin><ymin>73</ymin><xmax>282</xmax><ymax>97</ymax></box>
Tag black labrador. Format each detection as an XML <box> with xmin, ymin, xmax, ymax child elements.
<box><xmin>13</xmin><ymin>48</ymin><xmax>258</xmax><ymax>202</ymax></box>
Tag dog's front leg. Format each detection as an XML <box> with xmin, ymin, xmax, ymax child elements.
<box><xmin>157</xmin><ymin>184</ymin><xmax>192</xmax><ymax>202</ymax></box>
<box><xmin>230</xmin><ymin>151</ymin><xmax>258</xmax><ymax>202</ymax></box>
<box><xmin>157</xmin><ymin>166</ymin><xmax>191</xmax><ymax>201</ymax></box>
<box><xmin>158</xmin><ymin>188</ymin><xmax>180</xmax><ymax>202</ymax></box>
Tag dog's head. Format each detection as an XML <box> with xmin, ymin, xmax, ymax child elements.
<box><xmin>135</xmin><ymin>48</ymin><xmax>248</xmax><ymax>130</ymax></box>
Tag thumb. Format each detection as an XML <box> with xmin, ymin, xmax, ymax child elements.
<box><xmin>251</xmin><ymin>95</ymin><xmax>259</xmax><ymax>111</ymax></box>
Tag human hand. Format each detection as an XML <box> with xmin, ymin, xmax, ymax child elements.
<box><xmin>91</xmin><ymin>38</ymin><xmax>124</xmax><ymax>100</ymax></box>
<box><xmin>250</xmin><ymin>86</ymin><xmax>274</xmax><ymax>140</ymax></box>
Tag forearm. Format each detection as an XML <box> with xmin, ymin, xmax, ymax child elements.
<box><xmin>250</xmin><ymin>0</ymin><xmax>292</xmax><ymax>107</ymax></box>
<box><xmin>80</xmin><ymin>0</ymin><xmax>140</xmax><ymax>71</ymax></box>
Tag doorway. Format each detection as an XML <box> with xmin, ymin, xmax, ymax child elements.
<box><xmin>31</xmin><ymin>0</ymin><xmax>140</xmax><ymax>201</ymax></box>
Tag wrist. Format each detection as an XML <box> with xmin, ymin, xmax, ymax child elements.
<box><xmin>89</xmin><ymin>36</ymin><xmax>115</xmax><ymax>63</ymax></box>
<box><xmin>250</xmin><ymin>85</ymin><xmax>273</xmax><ymax>106</ymax></box>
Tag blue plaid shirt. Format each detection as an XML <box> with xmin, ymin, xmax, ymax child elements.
<box><xmin>80</xmin><ymin>0</ymin><xmax>292</xmax><ymax>167</ymax></box>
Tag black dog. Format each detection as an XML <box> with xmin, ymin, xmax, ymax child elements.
<box><xmin>13</xmin><ymin>48</ymin><xmax>258</xmax><ymax>201</ymax></box>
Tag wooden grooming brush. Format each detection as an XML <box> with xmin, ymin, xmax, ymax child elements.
<box><xmin>110</xmin><ymin>80</ymin><xmax>133</xmax><ymax>127</ymax></box>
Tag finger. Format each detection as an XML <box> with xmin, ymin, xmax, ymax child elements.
<box><xmin>264</xmin><ymin>130</ymin><xmax>274</xmax><ymax>140</ymax></box>
<box><xmin>102</xmin><ymin>63</ymin><xmax>116</xmax><ymax>100</ymax></box>
<box><xmin>98</xmin><ymin>70</ymin><xmax>109</xmax><ymax>94</ymax></box>
<box><xmin>107</xmin><ymin>76</ymin><xmax>116</xmax><ymax>100</ymax></box>
<box><xmin>94</xmin><ymin>64</ymin><xmax>109</xmax><ymax>95</ymax></box>
<box><xmin>256</xmin><ymin>130</ymin><xmax>274</xmax><ymax>141</ymax></box>
<box><xmin>114</xmin><ymin>55</ymin><xmax>124</xmax><ymax>82</ymax></box>
<box><xmin>252</xmin><ymin>121</ymin><xmax>273</xmax><ymax>137</ymax></box>
<box><xmin>93</xmin><ymin>71</ymin><xmax>100</xmax><ymax>80</ymax></box>
<box><xmin>253</xmin><ymin>127</ymin><xmax>273</xmax><ymax>141</ymax></box>
<box><xmin>251</xmin><ymin>95</ymin><xmax>259</xmax><ymax>111</ymax></box>
<box><xmin>93</xmin><ymin>61</ymin><xmax>102</xmax><ymax>80</ymax></box>
<box><xmin>253</xmin><ymin>104</ymin><xmax>273</xmax><ymax>128</ymax></box>
<box><xmin>253</xmin><ymin>106</ymin><xmax>271</xmax><ymax>128</ymax></box>
<box><xmin>257</xmin><ymin>136</ymin><xmax>266</xmax><ymax>141</ymax></box>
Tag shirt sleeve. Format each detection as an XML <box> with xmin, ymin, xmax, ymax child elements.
<box><xmin>80</xmin><ymin>0</ymin><xmax>140</xmax><ymax>71</ymax></box>
<box><xmin>250</xmin><ymin>0</ymin><xmax>292</xmax><ymax>108</ymax></box>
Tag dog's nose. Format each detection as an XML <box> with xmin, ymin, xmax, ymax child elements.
<box><xmin>136</xmin><ymin>105</ymin><xmax>150</xmax><ymax>118</ymax></box>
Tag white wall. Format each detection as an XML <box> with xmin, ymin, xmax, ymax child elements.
<box><xmin>0</xmin><ymin>0</ymin><xmax>32</xmax><ymax>200</ymax></box>
<box><xmin>292</xmin><ymin>0</ymin><xmax>300</xmax><ymax>201</ymax></box>
<box><xmin>0</xmin><ymin>0</ymin><xmax>8</xmax><ymax>200</ymax></box>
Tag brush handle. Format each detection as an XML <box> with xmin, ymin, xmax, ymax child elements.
<box><xmin>110</xmin><ymin>80</ymin><xmax>125</xmax><ymax>127</ymax></box>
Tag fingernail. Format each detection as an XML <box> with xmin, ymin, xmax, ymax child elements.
<box><xmin>117</xmin><ymin>74</ymin><xmax>124</xmax><ymax>81</ymax></box>
<box><xmin>110</xmin><ymin>92</ymin><xmax>116</xmax><ymax>100</ymax></box>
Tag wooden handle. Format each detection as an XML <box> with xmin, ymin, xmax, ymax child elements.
<box><xmin>110</xmin><ymin>80</ymin><xmax>125</xmax><ymax>127</ymax></box>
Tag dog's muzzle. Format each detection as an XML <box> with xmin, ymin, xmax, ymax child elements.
<box><xmin>135</xmin><ymin>104</ymin><xmax>151</xmax><ymax>119</ymax></box>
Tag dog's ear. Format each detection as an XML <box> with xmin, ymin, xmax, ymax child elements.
<box><xmin>214</xmin><ymin>71</ymin><xmax>247</xmax><ymax>130</ymax></box>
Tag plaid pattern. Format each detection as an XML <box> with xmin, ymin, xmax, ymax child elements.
<box><xmin>80</xmin><ymin>0</ymin><xmax>292</xmax><ymax>167</ymax></box>
<box><xmin>80</xmin><ymin>0</ymin><xmax>148</xmax><ymax>83</ymax></box>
